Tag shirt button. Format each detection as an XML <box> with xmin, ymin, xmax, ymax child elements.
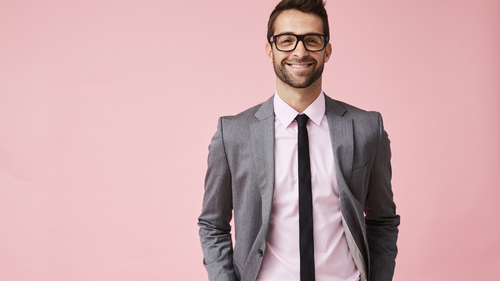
<box><xmin>257</xmin><ymin>249</ymin><xmax>263</xmax><ymax>257</ymax></box>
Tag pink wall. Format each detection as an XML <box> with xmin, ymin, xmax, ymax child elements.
<box><xmin>1</xmin><ymin>0</ymin><xmax>499</xmax><ymax>280</ymax></box>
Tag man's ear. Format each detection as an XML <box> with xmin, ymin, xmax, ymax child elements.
<box><xmin>324</xmin><ymin>42</ymin><xmax>332</xmax><ymax>63</ymax></box>
<box><xmin>266</xmin><ymin>43</ymin><xmax>274</xmax><ymax>63</ymax></box>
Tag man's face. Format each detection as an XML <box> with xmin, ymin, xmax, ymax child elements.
<box><xmin>266</xmin><ymin>9</ymin><xmax>332</xmax><ymax>89</ymax></box>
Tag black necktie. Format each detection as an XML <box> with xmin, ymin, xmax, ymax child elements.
<box><xmin>296</xmin><ymin>114</ymin><xmax>315</xmax><ymax>281</ymax></box>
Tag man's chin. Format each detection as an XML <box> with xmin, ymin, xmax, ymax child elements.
<box><xmin>280</xmin><ymin>76</ymin><xmax>319</xmax><ymax>89</ymax></box>
<box><xmin>287</xmin><ymin>82</ymin><xmax>311</xmax><ymax>89</ymax></box>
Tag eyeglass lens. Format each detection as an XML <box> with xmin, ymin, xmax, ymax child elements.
<box><xmin>275</xmin><ymin>34</ymin><xmax>325</xmax><ymax>52</ymax></box>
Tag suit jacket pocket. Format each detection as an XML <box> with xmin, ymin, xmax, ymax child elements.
<box><xmin>348</xmin><ymin>163</ymin><xmax>368</xmax><ymax>204</ymax></box>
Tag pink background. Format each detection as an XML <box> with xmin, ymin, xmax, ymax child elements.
<box><xmin>1</xmin><ymin>0</ymin><xmax>499</xmax><ymax>280</ymax></box>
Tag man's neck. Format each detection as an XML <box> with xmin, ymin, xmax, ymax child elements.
<box><xmin>276</xmin><ymin>77</ymin><xmax>323</xmax><ymax>113</ymax></box>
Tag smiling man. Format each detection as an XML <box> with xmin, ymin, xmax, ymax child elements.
<box><xmin>198</xmin><ymin>1</ymin><xmax>400</xmax><ymax>281</ymax></box>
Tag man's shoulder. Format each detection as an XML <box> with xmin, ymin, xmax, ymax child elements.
<box><xmin>220</xmin><ymin>96</ymin><xmax>274</xmax><ymax>125</ymax></box>
<box><xmin>325</xmin><ymin>94</ymin><xmax>380</xmax><ymax>119</ymax></box>
<box><xmin>221</xmin><ymin>103</ymin><xmax>262</xmax><ymax>121</ymax></box>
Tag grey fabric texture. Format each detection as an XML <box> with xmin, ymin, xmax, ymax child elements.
<box><xmin>198</xmin><ymin>94</ymin><xmax>400</xmax><ymax>281</ymax></box>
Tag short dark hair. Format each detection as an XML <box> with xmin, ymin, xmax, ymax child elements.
<box><xmin>267</xmin><ymin>0</ymin><xmax>330</xmax><ymax>43</ymax></box>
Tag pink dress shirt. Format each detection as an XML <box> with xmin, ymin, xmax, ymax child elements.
<box><xmin>256</xmin><ymin>92</ymin><xmax>360</xmax><ymax>281</ymax></box>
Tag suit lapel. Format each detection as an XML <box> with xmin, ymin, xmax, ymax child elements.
<box><xmin>325</xmin><ymin>96</ymin><xmax>369</xmax><ymax>274</ymax></box>
<box><xmin>325</xmin><ymin>95</ymin><xmax>354</xmax><ymax>187</ymax></box>
<box><xmin>249</xmin><ymin>97</ymin><xmax>275</xmax><ymax>226</ymax></box>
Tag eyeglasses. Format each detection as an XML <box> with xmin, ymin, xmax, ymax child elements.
<box><xmin>270</xmin><ymin>34</ymin><xmax>329</xmax><ymax>52</ymax></box>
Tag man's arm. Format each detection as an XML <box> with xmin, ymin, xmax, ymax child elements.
<box><xmin>364</xmin><ymin>113</ymin><xmax>400</xmax><ymax>281</ymax></box>
<box><xmin>198</xmin><ymin>118</ymin><xmax>238</xmax><ymax>281</ymax></box>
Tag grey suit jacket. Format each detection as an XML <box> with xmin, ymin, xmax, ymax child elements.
<box><xmin>198</xmin><ymin>95</ymin><xmax>400</xmax><ymax>281</ymax></box>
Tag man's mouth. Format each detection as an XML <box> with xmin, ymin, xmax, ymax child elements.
<box><xmin>286</xmin><ymin>63</ymin><xmax>313</xmax><ymax>69</ymax></box>
<box><xmin>289</xmin><ymin>64</ymin><xmax>310</xmax><ymax>68</ymax></box>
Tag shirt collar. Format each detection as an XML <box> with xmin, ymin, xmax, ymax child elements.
<box><xmin>274</xmin><ymin>91</ymin><xmax>326</xmax><ymax>128</ymax></box>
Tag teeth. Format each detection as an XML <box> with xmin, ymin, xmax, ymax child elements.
<box><xmin>290</xmin><ymin>64</ymin><xmax>308</xmax><ymax>68</ymax></box>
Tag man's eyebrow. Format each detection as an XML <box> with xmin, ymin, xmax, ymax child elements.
<box><xmin>274</xmin><ymin>32</ymin><xmax>321</xmax><ymax>36</ymax></box>
<box><xmin>274</xmin><ymin>32</ymin><xmax>296</xmax><ymax>36</ymax></box>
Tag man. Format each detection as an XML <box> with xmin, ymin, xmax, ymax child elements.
<box><xmin>198</xmin><ymin>0</ymin><xmax>400</xmax><ymax>280</ymax></box>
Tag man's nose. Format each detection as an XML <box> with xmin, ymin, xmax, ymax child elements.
<box><xmin>292</xmin><ymin>40</ymin><xmax>309</xmax><ymax>57</ymax></box>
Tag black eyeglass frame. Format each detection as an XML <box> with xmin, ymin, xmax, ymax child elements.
<box><xmin>270</xmin><ymin>33</ymin><xmax>329</xmax><ymax>52</ymax></box>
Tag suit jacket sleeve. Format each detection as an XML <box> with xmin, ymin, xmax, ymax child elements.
<box><xmin>364</xmin><ymin>113</ymin><xmax>400</xmax><ymax>281</ymax></box>
<box><xmin>198</xmin><ymin>118</ymin><xmax>238</xmax><ymax>281</ymax></box>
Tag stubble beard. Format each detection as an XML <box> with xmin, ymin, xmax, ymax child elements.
<box><xmin>273</xmin><ymin>57</ymin><xmax>325</xmax><ymax>89</ymax></box>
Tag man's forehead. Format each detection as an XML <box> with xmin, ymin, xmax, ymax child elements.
<box><xmin>273</xmin><ymin>9</ymin><xmax>324</xmax><ymax>35</ymax></box>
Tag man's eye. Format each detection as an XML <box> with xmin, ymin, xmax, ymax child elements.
<box><xmin>277</xmin><ymin>37</ymin><xmax>295</xmax><ymax>45</ymax></box>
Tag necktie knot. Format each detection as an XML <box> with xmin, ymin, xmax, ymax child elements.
<box><xmin>295</xmin><ymin>114</ymin><xmax>309</xmax><ymax>127</ymax></box>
